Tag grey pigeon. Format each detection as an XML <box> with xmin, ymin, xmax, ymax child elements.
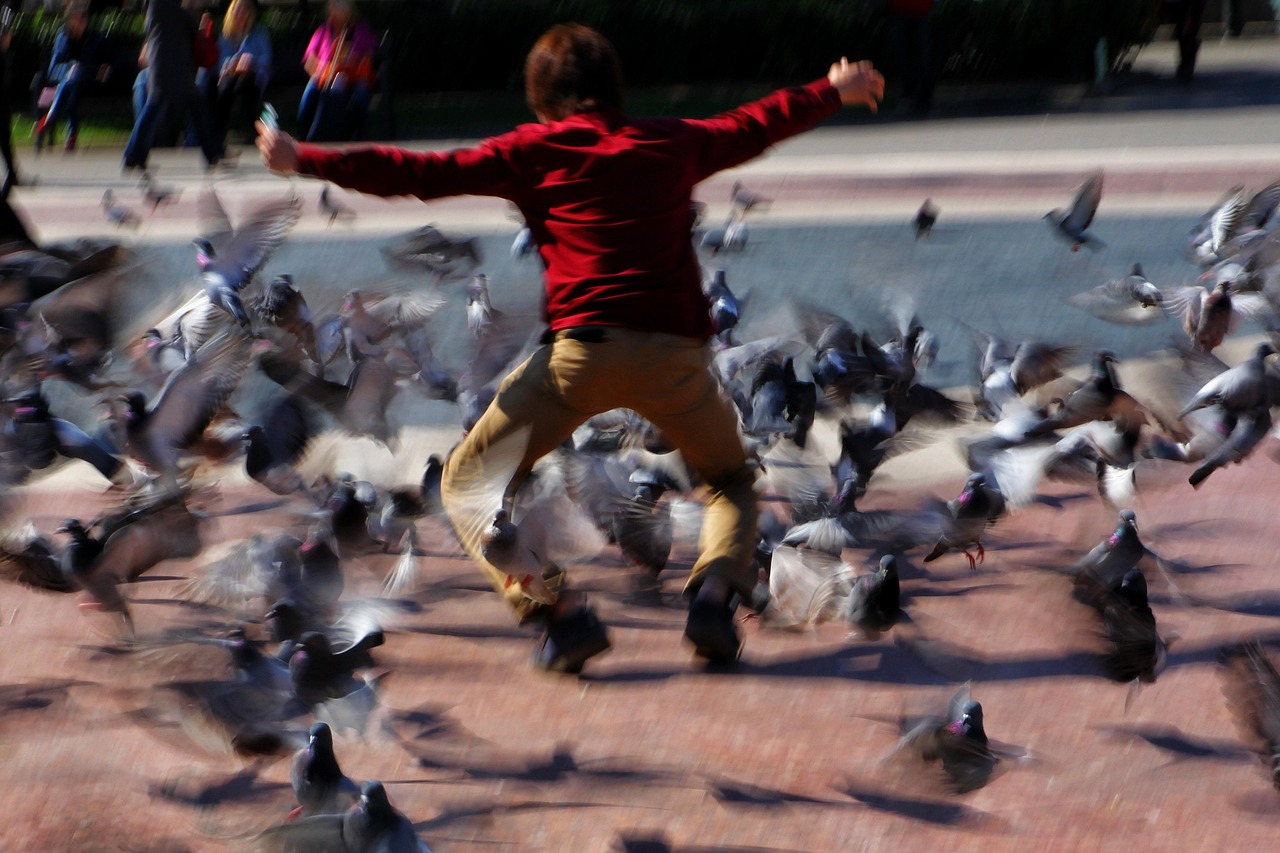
<box><xmin>894</xmin><ymin>684</ymin><xmax>999</xmax><ymax>793</ymax></box>
<box><xmin>101</xmin><ymin>190</ymin><xmax>141</xmax><ymax>229</ymax></box>
<box><xmin>1068</xmin><ymin>263</ymin><xmax>1167</xmax><ymax>325</ymax></box>
<box><xmin>192</xmin><ymin>190</ymin><xmax>302</xmax><ymax>327</ymax></box>
<box><xmin>292</xmin><ymin>722</ymin><xmax>359</xmax><ymax>818</ymax></box>
<box><xmin>1044</xmin><ymin>169</ymin><xmax>1105</xmax><ymax>251</ymax></box>
<box><xmin>922</xmin><ymin>473</ymin><xmax>1006</xmax><ymax>570</ymax></box>
<box><xmin>703</xmin><ymin>269</ymin><xmax>740</xmax><ymax>345</ymax></box>
<box><xmin>844</xmin><ymin>554</ymin><xmax>903</xmax><ymax>640</ymax></box>
<box><xmin>256</xmin><ymin>779</ymin><xmax>430</xmax><ymax>852</ymax></box>
<box><xmin>913</xmin><ymin>198</ymin><xmax>938</xmax><ymax>239</ymax></box>
<box><xmin>319</xmin><ymin>185</ymin><xmax>356</xmax><ymax>227</ymax></box>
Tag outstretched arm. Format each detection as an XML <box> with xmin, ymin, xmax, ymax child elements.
<box><xmin>255</xmin><ymin>121</ymin><xmax>524</xmax><ymax>202</ymax></box>
<box><xmin>688</xmin><ymin>59</ymin><xmax>883</xmax><ymax>180</ymax></box>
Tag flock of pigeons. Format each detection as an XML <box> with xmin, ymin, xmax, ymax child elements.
<box><xmin>3</xmin><ymin>161</ymin><xmax>1280</xmax><ymax>846</ymax></box>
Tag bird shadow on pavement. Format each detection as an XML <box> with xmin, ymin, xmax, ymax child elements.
<box><xmin>413</xmin><ymin>741</ymin><xmax>689</xmax><ymax>790</ymax></box>
<box><xmin>836</xmin><ymin>779</ymin><xmax>1003</xmax><ymax>828</ymax></box>
<box><xmin>707</xmin><ymin>777</ymin><xmax>858</xmax><ymax>810</ymax></box>
<box><xmin>151</xmin><ymin>766</ymin><xmax>291</xmax><ymax>808</ymax></box>
<box><xmin>1090</xmin><ymin>723</ymin><xmax>1253</xmax><ymax>766</ymax></box>
<box><xmin>615</xmin><ymin>834</ymin><xmax>801</xmax><ymax>853</ymax></box>
<box><xmin>413</xmin><ymin>798</ymin><xmax>624</xmax><ymax>833</ymax></box>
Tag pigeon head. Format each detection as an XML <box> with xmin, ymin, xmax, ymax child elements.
<box><xmin>956</xmin><ymin>700</ymin><xmax>986</xmax><ymax>740</ymax></box>
<box><xmin>191</xmin><ymin>237</ymin><xmax>216</xmax><ymax>269</ymax></box>
<box><xmin>265</xmin><ymin>598</ymin><xmax>305</xmax><ymax>642</ymax></box>
<box><xmin>358</xmin><ymin>780</ymin><xmax>393</xmax><ymax>817</ymax></box>
<box><xmin>340</xmin><ymin>290</ymin><xmax>362</xmax><ymax>314</ymax></box>
<box><xmin>877</xmin><ymin>554</ymin><xmax>897</xmax><ymax>576</ymax></box>
<box><xmin>268</xmin><ymin>274</ymin><xmax>294</xmax><ymax>294</ymax></box>
<box><xmin>1128</xmin><ymin>262</ymin><xmax>1144</xmax><ymax>277</ymax></box>
<box><xmin>299</xmin><ymin>631</ymin><xmax>333</xmax><ymax>655</ymax></box>
<box><xmin>141</xmin><ymin>329</ymin><xmax>164</xmax><ymax>350</ymax></box>
<box><xmin>308</xmin><ymin>721</ymin><xmax>334</xmax><ymax>749</ymax></box>
<box><xmin>1254</xmin><ymin>342</ymin><xmax>1277</xmax><ymax>360</ymax></box>
<box><xmin>118</xmin><ymin>391</ymin><xmax>148</xmax><ymax>420</ymax></box>
<box><xmin>55</xmin><ymin>519</ymin><xmax>86</xmax><ymax>536</ymax></box>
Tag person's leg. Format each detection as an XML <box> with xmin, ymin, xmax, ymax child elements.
<box><xmin>123</xmin><ymin>92</ymin><xmax>166</xmax><ymax>168</ymax></box>
<box><xmin>61</xmin><ymin>76</ymin><xmax>83</xmax><ymax>149</ymax></box>
<box><xmin>184</xmin><ymin>87</ymin><xmax>224</xmax><ymax>166</ymax></box>
<box><xmin>440</xmin><ymin>343</ymin><xmax>597</xmax><ymax>621</ymax></box>
<box><xmin>348</xmin><ymin>81</ymin><xmax>372</xmax><ymax>139</ymax></box>
<box><xmin>604</xmin><ymin>330</ymin><xmax>756</xmax><ymax>662</ymax></box>
<box><xmin>297</xmin><ymin>78</ymin><xmax>320</xmax><ymax>139</ymax></box>
<box><xmin>615</xmin><ymin>335</ymin><xmax>757</xmax><ymax>601</ymax></box>
<box><xmin>131</xmin><ymin>69</ymin><xmax>148</xmax><ymax>122</ymax></box>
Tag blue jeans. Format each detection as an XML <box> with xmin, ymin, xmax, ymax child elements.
<box><xmin>123</xmin><ymin>83</ymin><xmax>223</xmax><ymax>168</ymax></box>
<box><xmin>44</xmin><ymin>63</ymin><xmax>84</xmax><ymax>136</ymax></box>
<box><xmin>297</xmin><ymin>77</ymin><xmax>372</xmax><ymax>142</ymax></box>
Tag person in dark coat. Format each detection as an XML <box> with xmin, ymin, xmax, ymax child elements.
<box><xmin>122</xmin><ymin>0</ymin><xmax>223</xmax><ymax>170</ymax></box>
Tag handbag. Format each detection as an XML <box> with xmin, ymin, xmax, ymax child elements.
<box><xmin>37</xmin><ymin>86</ymin><xmax>57</xmax><ymax>109</ymax></box>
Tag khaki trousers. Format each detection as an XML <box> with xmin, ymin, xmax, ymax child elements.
<box><xmin>441</xmin><ymin>328</ymin><xmax>758</xmax><ymax>621</ymax></box>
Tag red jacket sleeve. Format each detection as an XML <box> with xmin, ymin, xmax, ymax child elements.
<box><xmin>295</xmin><ymin>136</ymin><xmax>526</xmax><ymax>201</ymax></box>
<box><xmin>684</xmin><ymin>78</ymin><xmax>842</xmax><ymax>181</ymax></box>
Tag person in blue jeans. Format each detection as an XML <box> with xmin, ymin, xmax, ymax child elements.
<box><xmin>206</xmin><ymin>0</ymin><xmax>272</xmax><ymax>145</ymax></box>
<box><xmin>36</xmin><ymin>3</ymin><xmax>110</xmax><ymax>153</ymax></box>
<box><xmin>123</xmin><ymin>0</ymin><xmax>222</xmax><ymax>171</ymax></box>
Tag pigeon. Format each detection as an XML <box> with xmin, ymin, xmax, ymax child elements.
<box><xmin>1074</xmin><ymin>564</ymin><xmax>1168</xmax><ymax>689</ymax></box>
<box><xmin>1178</xmin><ymin>341</ymin><xmax>1276</xmax><ymax>418</ymax></box>
<box><xmin>292</xmin><ymin>721</ymin><xmax>360</xmax><ymax>818</ymax></box>
<box><xmin>893</xmin><ymin>684</ymin><xmax>999</xmax><ymax>793</ymax></box>
<box><xmin>254</xmin><ymin>275</ymin><xmax>319</xmax><ymax>362</ymax></box>
<box><xmin>320</xmin><ymin>185</ymin><xmax>356</xmax><ymax>227</ymax></box>
<box><xmin>731</xmin><ymin>180</ymin><xmax>770</xmax><ymax>216</ymax></box>
<box><xmin>1186</xmin><ymin>186</ymin><xmax>1247</xmax><ymax>268</ymax></box>
<box><xmin>1068</xmin><ymin>263</ymin><xmax>1167</xmax><ymax>325</ymax></box>
<box><xmin>1027</xmin><ymin>350</ymin><xmax>1141</xmax><ymax>434</ymax></box>
<box><xmin>913</xmin><ymin>198</ymin><xmax>939</xmax><ymax>239</ymax></box>
<box><xmin>141</xmin><ymin>173</ymin><xmax>180</xmax><ymax>210</ymax></box>
<box><xmin>100</xmin><ymin>190</ymin><xmax>141</xmax><ymax>229</ymax></box>
<box><xmin>244</xmin><ymin>395</ymin><xmax>313</xmax><ymax>495</ymax></box>
<box><xmin>256</xmin><ymin>780</ymin><xmax>430</xmax><ymax>852</ymax></box>
<box><xmin>192</xmin><ymin>189</ymin><xmax>302</xmax><ymax>327</ymax></box>
<box><xmin>382</xmin><ymin>224</ymin><xmax>481</xmax><ymax>280</ymax></box>
<box><xmin>466</xmin><ymin>274</ymin><xmax>497</xmax><ymax>338</ymax></box>
<box><xmin>1044</xmin><ymin>169</ymin><xmax>1104</xmax><ymax>251</ymax></box>
<box><xmin>288</xmin><ymin>631</ymin><xmax>384</xmax><ymax>709</ymax></box>
<box><xmin>119</xmin><ymin>332</ymin><xmax>250</xmax><ymax>485</ymax></box>
<box><xmin>703</xmin><ymin>269</ymin><xmax>740</xmax><ymax>345</ymax></box>
<box><xmin>1218</xmin><ymin>640</ymin><xmax>1280</xmax><ymax>790</ymax></box>
<box><xmin>845</xmin><ymin>554</ymin><xmax>903</xmax><ymax>640</ymax></box>
<box><xmin>1169</xmin><ymin>280</ymin><xmax>1277</xmax><ymax>353</ymax></box>
<box><xmin>973</xmin><ymin>332</ymin><xmax>1076</xmax><ymax>421</ymax></box>
<box><xmin>922</xmin><ymin>473</ymin><xmax>1006</xmax><ymax>570</ymax></box>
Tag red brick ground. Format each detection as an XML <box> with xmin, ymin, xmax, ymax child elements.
<box><xmin>3</xmin><ymin>449</ymin><xmax>1280</xmax><ymax>851</ymax></box>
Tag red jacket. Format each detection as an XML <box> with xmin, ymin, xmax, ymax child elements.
<box><xmin>296</xmin><ymin>78</ymin><xmax>842</xmax><ymax>339</ymax></box>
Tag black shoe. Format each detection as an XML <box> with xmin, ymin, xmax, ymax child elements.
<box><xmin>533</xmin><ymin>604</ymin><xmax>611</xmax><ymax>674</ymax></box>
<box><xmin>684</xmin><ymin>593</ymin><xmax>741</xmax><ymax>665</ymax></box>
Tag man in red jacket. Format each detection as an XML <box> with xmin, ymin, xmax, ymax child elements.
<box><xmin>257</xmin><ymin>24</ymin><xmax>883</xmax><ymax>674</ymax></box>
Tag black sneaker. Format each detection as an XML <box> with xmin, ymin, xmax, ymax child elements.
<box><xmin>684</xmin><ymin>594</ymin><xmax>741</xmax><ymax>665</ymax></box>
<box><xmin>533</xmin><ymin>604</ymin><xmax>611</xmax><ymax>674</ymax></box>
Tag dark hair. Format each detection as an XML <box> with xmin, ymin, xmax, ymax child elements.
<box><xmin>524</xmin><ymin>24</ymin><xmax>624</xmax><ymax>122</ymax></box>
